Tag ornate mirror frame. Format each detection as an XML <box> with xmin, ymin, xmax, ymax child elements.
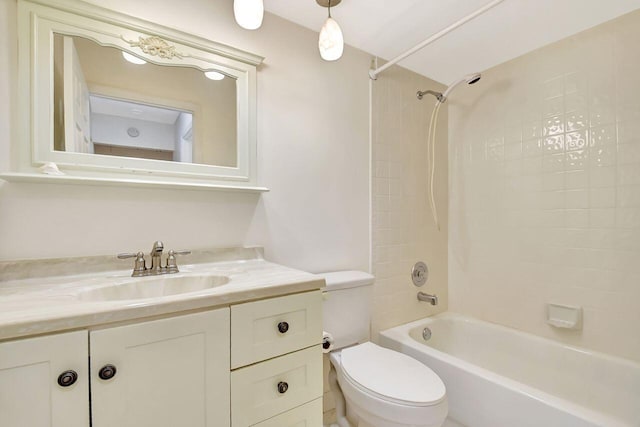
<box><xmin>6</xmin><ymin>0</ymin><xmax>267</xmax><ymax>191</ymax></box>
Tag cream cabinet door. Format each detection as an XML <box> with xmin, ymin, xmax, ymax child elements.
<box><xmin>0</xmin><ymin>330</ymin><xmax>89</xmax><ymax>427</ymax></box>
<box><xmin>90</xmin><ymin>309</ymin><xmax>230</xmax><ymax>427</ymax></box>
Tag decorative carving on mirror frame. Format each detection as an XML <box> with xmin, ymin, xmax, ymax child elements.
<box><xmin>121</xmin><ymin>35</ymin><xmax>186</xmax><ymax>60</ymax></box>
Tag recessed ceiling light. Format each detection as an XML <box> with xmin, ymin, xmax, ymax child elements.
<box><xmin>205</xmin><ymin>71</ymin><xmax>225</xmax><ymax>81</ymax></box>
<box><xmin>122</xmin><ymin>51</ymin><xmax>147</xmax><ymax>65</ymax></box>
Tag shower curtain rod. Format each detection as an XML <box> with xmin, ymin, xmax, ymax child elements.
<box><xmin>368</xmin><ymin>0</ymin><xmax>505</xmax><ymax>80</ymax></box>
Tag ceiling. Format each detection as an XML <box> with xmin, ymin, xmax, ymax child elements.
<box><xmin>90</xmin><ymin>96</ymin><xmax>184</xmax><ymax>124</ymax></box>
<box><xmin>264</xmin><ymin>0</ymin><xmax>640</xmax><ymax>85</ymax></box>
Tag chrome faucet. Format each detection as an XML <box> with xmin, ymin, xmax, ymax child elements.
<box><xmin>417</xmin><ymin>291</ymin><xmax>438</xmax><ymax>306</ymax></box>
<box><xmin>118</xmin><ymin>241</ymin><xmax>191</xmax><ymax>277</ymax></box>
<box><xmin>149</xmin><ymin>241</ymin><xmax>165</xmax><ymax>273</ymax></box>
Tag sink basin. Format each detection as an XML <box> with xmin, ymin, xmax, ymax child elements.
<box><xmin>77</xmin><ymin>274</ymin><xmax>229</xmax><ymax>301</ymax></box>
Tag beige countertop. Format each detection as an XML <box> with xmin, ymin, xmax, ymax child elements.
<box><xmin>0</xmin><ymin>248</ymin><xmax>324</xmax><ymax>341</ymax></box>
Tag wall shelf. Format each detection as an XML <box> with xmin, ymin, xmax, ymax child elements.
<box><xmin>0</xmin><ymin>173</ymin><xmax>269</xmax><ymax>193</ymax></box>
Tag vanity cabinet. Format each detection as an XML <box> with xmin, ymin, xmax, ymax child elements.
<box><xmin>0</xmin><ymin>310</ymin><xmax>229</xmax><ymax>427</ymax></box>
<box><xmin>0</xmin><ymin>290</ymin><xmax>322</xmax><ymax>427</ymax></box>
<box><xmin>90</xmin><ymin>309</ymin><xmax>230</xmax><ymax>427</ymax></box>
<box><xmin>0</xmin><ymin>331</ymin><xmax>89</xmax><ymax>427</ymax></box>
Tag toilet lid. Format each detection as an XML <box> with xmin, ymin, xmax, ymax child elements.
<box><xmin>340</xmin><ymin>342</ymin><xmax>446</xmax><ymax>406</ymax></box>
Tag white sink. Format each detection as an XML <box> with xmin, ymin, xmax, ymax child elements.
<box><xmin>77</xmin><ymin>274</ymin><xmax>230</xmax><ymax>301</ymax></box>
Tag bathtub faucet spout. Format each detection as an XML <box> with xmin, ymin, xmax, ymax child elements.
<box><xmin>417</xmin><ymin>291</ymin><xmax>438</xmax><ymax>305</ymax></box>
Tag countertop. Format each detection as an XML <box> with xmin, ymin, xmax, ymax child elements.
<box><xmin>0</xmin><ymin>248</ymin><xmax>324</xmax><ymax>341</ymax></box>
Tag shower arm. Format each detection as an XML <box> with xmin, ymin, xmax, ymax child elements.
<box><xmin>417</xmin><ymin>90</ymin><xmax>444</xmax><ymax>102</ymax></box>
<box><xmin>368</xmin><ymin>0</ymin><xmax>505</xmax><ymax>80</ymax></box>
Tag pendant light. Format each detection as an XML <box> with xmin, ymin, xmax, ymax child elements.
<box><xmin>234</xmin><ymin>0</ymin><xmax>264</xmax><ymax>30</ymax></box>
<box><xmin>317</xmin><ymin>0</ymin><xmax>344</xmax><ymax>61</ymax></box>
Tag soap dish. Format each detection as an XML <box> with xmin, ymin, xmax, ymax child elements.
<box><xmin>546</xmin><ymin>303</ymin><xmax>582</xmax><ymax>330</ymax></box>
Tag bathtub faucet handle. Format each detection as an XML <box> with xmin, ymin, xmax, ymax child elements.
<box><xmin>417</xmin><ymin>291</ymin><xmax>438</xmax><ymax>306</ymax></box>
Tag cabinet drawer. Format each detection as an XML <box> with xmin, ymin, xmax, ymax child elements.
<box><xmin>251</xmin><ymin>398</ymin><xmax>322</xmax><ymax>427</ymax></box>
<box><xmin>231</xmin><ymin>346</ymin><xmax>322</xmax><ymax>427</ymax></box>
<box><xmin>231</xmin><ymin>290</ymin><xmax>322</xmax><ymax>368</ymax></box>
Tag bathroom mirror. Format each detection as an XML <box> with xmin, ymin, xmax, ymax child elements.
<box><xmin>10</xmin><ymin>0</ymin><xmax>266</xmax><ymax>190</ymax></box>
<box><xmin>53</xmin><ymin>34</ymin><xmax>238</xmax><ymax>167</ymax></box>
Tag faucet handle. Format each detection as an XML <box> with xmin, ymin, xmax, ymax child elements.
<box><xmin>171</xmin><ymin>250</ymin><xmax>192</xmax><ymax>256</ymax></box>
<box><xmin>166</xmin><ymin>249</ymin><xmax>191</xmax><ymax>273</ymax></box>
<box><xmin>117</xmin><ymin>252</ymin><xmax>140</xmax><ymax>260</ymax></box>
<box><xmin>117</xmin><ymin>251</ymin><xmax>146</xmax><ymax>276</ymax></box>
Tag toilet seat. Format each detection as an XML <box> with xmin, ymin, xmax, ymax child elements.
<box><xmin>330</xmin><ymin>343</ymin><xmax>448</xmax><ymax>427</ymax></box>
<box><xmin>339</xmin><ymin>342</ymin><xmax>446</xmax><ymax>407</ymax></box>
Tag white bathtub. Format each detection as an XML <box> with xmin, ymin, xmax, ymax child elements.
<box><xmin>379</xmin><ymin>313</ymin><xmax>640</xmax><ymax>427</ymax></box>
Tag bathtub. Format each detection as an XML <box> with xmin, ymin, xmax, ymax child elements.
<box><xmin>379</xmin><ymin>313</ymin><xmax>640</xmax><ymax>427</ymax></box>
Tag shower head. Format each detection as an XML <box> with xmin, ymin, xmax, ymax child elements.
<box><xmin>441</xmin><ymin>72</ymin><xmax>481</xmax><ymax>102</ymax></box>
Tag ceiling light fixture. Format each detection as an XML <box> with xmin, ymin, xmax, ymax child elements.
<box><xmin>317</xmin><ymin>0</ymin><xmax>344</xmax><ymax>61</ymax></box>
<box><xmin>205</xmin><ymin>71</ymin><xmax>226</xmax><ymax>81</ymax></box>
<box><xmin>233</xmin><ymin>0</ymin><xmax>264</xmax><ymax>30</ymax></box>
<box><xmin>122</xmin><ymin>51</ymin><xmax>147</xmax><ymax>65</ymax></box>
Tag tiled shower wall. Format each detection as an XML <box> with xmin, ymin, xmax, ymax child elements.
<box><xmin>449</xmin><ymin>9</ymin><xmax>640</xmax><ymax>361</ymax></box>
<box><xmin>371</xmin><ymin>64</ymin><xmax>449</xmax><ymax>338</ymax></box>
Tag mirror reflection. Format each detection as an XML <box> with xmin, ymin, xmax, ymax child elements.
<box><xmin>89</xmin><ymin>95</ymin><xmax>193</xmax><ymax>162</ymax></box>
<box><xmin>52</xmin><ymin>34</ymin><xmax>238</xmax><ymax>167</ymax></box>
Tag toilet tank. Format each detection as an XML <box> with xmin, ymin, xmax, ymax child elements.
<box><xmin>320</xmin><ymin>271</ymin><xmax>374</xmax><ymax>350</ymax></box>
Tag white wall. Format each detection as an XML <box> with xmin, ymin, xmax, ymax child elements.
<box><xmin>0</xmin><ymin>0</ymin><xmax>13</xmax><ymax>174</ymax></box>
<box><xmin>449</xmin><ymin>9</ymin><xmax>640</xmax><ymax>362</ymax></box>
<box><xmin>0</xmin><ymin>0</ymin><xmax>371</xmax><ymax>273</ymax></box>
<box><xmin>91</xmin><ymin>114</ymin><xmax>176</xmax><ymax>151</ymax></box>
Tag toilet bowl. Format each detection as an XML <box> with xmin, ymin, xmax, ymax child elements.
<box><xmin>330</xmin><ymin>343</ymin><xmax>447</xmax><ymax>427</ymax></box>
<box><xmin>321</xmin><ymin>271</ymin><xmax>448</xmax><ymax>427</ymax></box>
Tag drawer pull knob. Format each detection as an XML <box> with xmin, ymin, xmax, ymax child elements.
<box><xmin>277</xmin><ymin>381</ymin><xmax>289</xmax><ymax>394</ymax></box>
<box><xmin>98</xmin><ymin>364</ymin><xmax>117</xmax><ymax>381</ymax></box>
<box><xmin>277</xmin><ymin>322</ymin><xmax>289</xmax><ymax>334</ymax></box>
<box><xmin>57</xmin><ymin>370</ymin><xmax>78</xmax><ymax>387</ymax></box>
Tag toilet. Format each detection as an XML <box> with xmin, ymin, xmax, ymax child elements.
<box><xmin>322</xmin><ymin>271</ymin><xmax>448</xmax><ymax>427</ymax></box>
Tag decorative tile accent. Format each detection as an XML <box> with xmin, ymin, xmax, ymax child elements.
<box><xmin>565</xmin><ymin>131</ymin><xmax>588</xmax><ymax>151</ymax></box>
<box><xmin>544</xmin><ymin>116</ymin><xmax>565</xmax><ymax>136</ymax></box>
<box><xmin>566</xmin><ymin>110</ymin><xmax>588</xmax><ymax>131</ymax></box>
